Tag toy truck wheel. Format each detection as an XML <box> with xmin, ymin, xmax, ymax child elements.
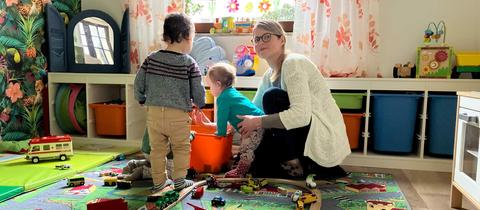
<box><xmin>32</xmin><ymin>157</ymin><xmax>39</xmax><ymax>164</ymax></box>
<box><xmin>80</xmin><ymin>182</ymin><xmax>84</xmax><ymax>185</ymax></box>
<box><xmin>69</xmin><ymin>183</ymin><xmax>74</xmax><ymax>187</ymax></box>
<box><xmin>60</xmin><ymin>155</ymin><xmax>67</xmax><ymax>161</ymax></box>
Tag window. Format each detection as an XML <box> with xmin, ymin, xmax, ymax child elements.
<box><xmin>43</xmin><ymin>145</ymin><xmax>50</xmax><ymax>151</ymax></box>
<box><xmin>56</xmin><ymin>144</ymin><xmax>62</xmax><ymax>150</ymax></box>
<box><xmin>63</xmin><ymin>143</ymin><xmax>70</xmax><ymax>148</ymax></box>
<box><xmin>186</xmin><ymin>0</ymin><xmax>294</xmax><ymax>23</ymax></box>
<box><xmin>31</xmin><ymin>146</ymin><xmax>40</xmax><ymax>152</ymax></box>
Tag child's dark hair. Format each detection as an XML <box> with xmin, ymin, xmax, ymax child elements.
<box><xmin>207</xmin><ymin>63</ymin><xmax>236</xmax><ymax>88</ymax></box>
<box><xmin>163</xmin><ymin>13</ymin><xmax>193</xmax><ymax>44</ymax></box>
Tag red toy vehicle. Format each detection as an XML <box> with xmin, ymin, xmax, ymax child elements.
<box><xmin>191</xmin><ymin>186</ymin><xmax>204</xmax><ymax>199</ymax></box>
<box><xmin>87</xmin><ymin>198</ymin><xmax>127</xmax><ymax>210</ymax></box>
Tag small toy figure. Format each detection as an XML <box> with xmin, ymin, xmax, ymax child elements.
<box><xmin>211</xmin><ymin>196</ymin><xmax>226</xmax><ymax>207</ymax></box>
<box><xmin>191</xmin><ymin>186</ymin><xmax>204</xmax><ymax>199</ymax></box>
<box><xmin>306</xmin><ymin>174</ymin><xmax>317</xmax><ymax>188</ymax></box>
<box><xmin>67</xmin><ymin>176</ymin><xmax>85</xmax><ymax>187</ymax></box>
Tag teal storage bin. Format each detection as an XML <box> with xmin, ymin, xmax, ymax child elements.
<box><xmin>427</xmin><ymin>94</ymin><xmax>457</xmax><ymax>156</ymax></box>
<box><xmin>332</xmin><ymin>93</ymin><xmax>366</xmax><ymax>110</ymax></box>
<box><xmin>372</xmin><ymin>93</ymin><xmax>423</xmax><ymax>153</ymax></box>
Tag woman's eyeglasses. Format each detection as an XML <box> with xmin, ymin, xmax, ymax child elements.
<box><xmin>251</xmin><ymin>33</ymin><xmax>282</xmax><ymax>44</ymax></box>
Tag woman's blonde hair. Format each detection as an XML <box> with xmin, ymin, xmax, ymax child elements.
<box><xmin>253</xmin><ymin>20</ymin><xmax>287</xmax><ymax>82</ymax></box>
<box><xmin>207</xmin><ymin>63</ymin><xmax>236</xmax><ymax>88</ymax></box>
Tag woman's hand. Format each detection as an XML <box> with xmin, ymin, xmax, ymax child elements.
<box><xmin>237</xmin><ymin>115</ymin><xmax>262</xmax><ymax>136</ymax></box>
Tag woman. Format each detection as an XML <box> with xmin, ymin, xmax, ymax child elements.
<box><xmin>237</xmin><ymin>20</ymin><xmax>351</xmax><ymax>179</ymax></box>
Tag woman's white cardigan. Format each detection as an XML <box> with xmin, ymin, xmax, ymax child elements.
<box><xmin>252</xmin><ymin>53</ymin><xmax>351</xmax><ymax>167</ymax></box>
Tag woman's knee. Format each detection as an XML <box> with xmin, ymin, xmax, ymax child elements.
<box><xmin>263</xmin><ymin>88</ymin><xmax>289</xmax><ymax>114</ymax></box>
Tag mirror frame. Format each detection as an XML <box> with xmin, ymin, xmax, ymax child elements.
<box><xmin>67</xmin><ymin>10</ymin><xmax>121</xmax><ymax>73</ymax></box>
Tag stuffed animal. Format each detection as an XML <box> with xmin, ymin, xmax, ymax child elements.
<box><xmin>190</xmin><ymin>37</ymin><xmax>229</xmax><ymax>75</ymax></box>
<box><xmin>393</xmin><ymin>62</ymin><xmax>416</xmax><ymax>78</ymax></box>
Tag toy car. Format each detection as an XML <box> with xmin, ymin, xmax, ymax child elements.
<box><xmin>240</xmin><ymin>185</ymin><xmax>253</xmax><ymax>193</ymax></box>
<box><xmin>206</xmin><ymin>175</ymin><xmax>218</xmax><ymax>188</ymax></box>
<box><xmin>115</xmin><ymin>154</ymin><xmax>126</xmax><ymax>161</ymax></box>
<box><xmin>104</xmin><ymin>176</ymin><xmax>117</xmax><ymax>186</ymax></box>
<box><xmin>99</xmin><ymin>171</ymin><xmax>118</xmax><ymax>177</ymax></box>
<box><xmin>211</xmin><ymin>196</ymin><xmax>226</xmax><ymax>207</ymax></box>
<box><xmin>55</xmin><ymin>164</ymin><xmax>71</xmax><ymax>170</ymax></box>
<box><xmin>191</xmin><ymin>186</ymin><xmax>204</xmax><ymax>199</ymax></box>
<box><xmin>292</xmin><ymin>190</ymin><xmax>302</xmax><ymax>202</ymax></box>
<box><xmin>116</xmin><ymin>180</ymin><xmax>131</xmax><ymax>189</ymax></box>
<box><xmin>299</xmin><ymin>193</ymin><xmax>317</xmax><ymax>204</ymax></box>
<box><xmin>67</xmin><ymin>176</ymin><xmax>85</xmax><ymax>187</ymax></box>
<box><xmin>87</xmin><ymin>198</ymin><xmax>127</xmax><ymax>210</ymax></box>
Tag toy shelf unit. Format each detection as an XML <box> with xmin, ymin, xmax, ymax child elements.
<box><xmin>233</xmin><ymin>77</ymin><xmax>480</xmax><ymax>172</ymax></box>
<box><xmin>48</xmin><ymin>73</ymin><xmax>146</xmax><ymax>146</ymax></box>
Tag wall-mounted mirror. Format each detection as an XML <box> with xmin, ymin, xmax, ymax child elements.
<box><xmin>46</xmin><ymin>4</ymin><xmax>129</xmax><ymax>73</ymax></box>
<box><xmin>72</xmin><ymin>17</ymin><xmax>115</xmax><ymax>65</ymax></box>
<box><xmin>67</xmin><ymin>10</ymin><xmax>121</xmax><ymax>73</ymax></box>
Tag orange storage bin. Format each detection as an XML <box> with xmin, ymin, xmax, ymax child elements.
<box><xmin>342</xmin><ymin>113</ymin><xmax>363</xmax><ymax>149</ymax></box>
<box><xmin>190</xmin><ymin>125</ymin><xmax>233</xmax><ymax>173</ymax></box>
<box><xmin>89</xmin><ymin>103</ymin><xmax>126</xmax><ymax>136</ymax></box>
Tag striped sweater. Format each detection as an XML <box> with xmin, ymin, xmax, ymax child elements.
<box><xmin>134</xmin><ymin>50</ymin><xmax>205</xmax><ymax>111</ymax></box>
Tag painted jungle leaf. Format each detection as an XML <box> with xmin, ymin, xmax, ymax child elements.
<box><xmin>2</xmin><ymin>131</ymin><xmax>31</xmax><ymax>141</ymax></box>
<box><xmin>0</xmin><ymin>36</ymin><xmax>26</xmax><ymax>50</ymax></box>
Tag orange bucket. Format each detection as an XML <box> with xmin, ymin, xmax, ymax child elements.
<box><xmin>89</xmin><ymin>103</ymin><xmax>126</xmax><ymax>136</ymax></box>
<box><xmin>342</xmin><ymin>113</ymin><xmax>363</xmax><ymax>149</ymax></box>
<box><xmin>202</xmin><ymin>108</ymin><xmax>214</xmax><ymax>122</ymax></box>
<box><xmin>190</xmin><ymin>125</ymin><xmax>233</xmax><ymax>173</ymax></box>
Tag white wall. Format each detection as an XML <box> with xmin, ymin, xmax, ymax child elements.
<box><xmin>84</xmin><ymin>0</ymin><xmax>480</xmax><ymax>77</ymax></box>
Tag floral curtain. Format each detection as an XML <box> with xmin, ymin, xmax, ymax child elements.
<box><xmin>292</xmin><ymin>0</ymin><xmax>380</xmax><ymax>77</ymax></box>
<box><xmin>126</xmin><ymin>0</ymin><xmax>184</xmax><ymax>73</ymax></box>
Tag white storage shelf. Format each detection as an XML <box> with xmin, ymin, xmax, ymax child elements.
<box><xmin>48</xmin><ymin>73</ymin><xmax>145</xmax><ymax>147</ymax></box>
<box><xmin>49</xmin><ymin>73</ymin><xmax>480</xmax><ymax>171</ymax></box>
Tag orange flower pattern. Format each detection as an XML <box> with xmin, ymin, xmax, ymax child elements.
<box><xmin>6</xmin><ymin>82</ymin><xmax>23</xmax><ymax>103</ymax></box>
<box><xmin>335</xmin><ymin>14</ymin><xmax>352</xmax><ymax>50</ymax></box>
<box><xmin>356</xmin><ymin>0</ymin><xmax>364</xmax><ymax>18</ymax></box>
<box><xmin>135</xmin><ymin>0</ymin><xmax>152</xmax><ymax>23</ymax></box>
<box><xmin>368</xmin><ymin>15</ymin><xmax>379</xmax><ymax>50</ymax></box>
<box><xmin>320</xmin><ymin>0</ymin><xmax>331</xmax><ymax>17</ymax></box>
<box><xmin>258</xmin><ymin>0</ymin><xmax>271</xmax><ymax>13</ymax></box>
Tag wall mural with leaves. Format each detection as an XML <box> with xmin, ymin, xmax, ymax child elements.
<box><xmin>0</xmin><ymin>0</ymin><xmax>80</xmax><ymax>144</ymax></box>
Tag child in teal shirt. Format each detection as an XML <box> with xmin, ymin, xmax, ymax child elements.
<box><xmin>193</xmin><ymin>63</ymin><xmax>264</xmax><ymax>178</ymax></box>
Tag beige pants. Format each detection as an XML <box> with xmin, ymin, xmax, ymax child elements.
<box><xmin>146</xmin><ymin>106</ymin><xmax>191</xmax><ymax>185</ymax></box>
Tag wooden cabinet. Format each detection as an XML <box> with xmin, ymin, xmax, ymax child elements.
<box><xmin>451</xmin><ymin>91</ymin><xmax>480</xmax><ymax>209</ymax></box>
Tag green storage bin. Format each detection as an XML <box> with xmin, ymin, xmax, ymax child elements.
<box><xmin>332</xmin><ymin>93</ymin><xmax>366</xmax><ymax>110</ymax></box>
<box><xmin>239</xmin><ymin>90</ymin><xmax>256</xmax><ymax>101</ymax></box>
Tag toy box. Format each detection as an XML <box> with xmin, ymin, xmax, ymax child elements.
<box><xmin>416</xmin><ymin>46</ymin><xmax>453</xmax><ymax>78</ymax></box>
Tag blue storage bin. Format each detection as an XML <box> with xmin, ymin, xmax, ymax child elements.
<box><xmin>372</xmin><ymin>93</ymin><xmax>423</xmax><ymax>153</ymax></box>
<box><xmin>427</xmin><ymin>94</ymin><xmax>457</xmax><ymax>156</ymax></box>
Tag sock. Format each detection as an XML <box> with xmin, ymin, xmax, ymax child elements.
<box><xmin>151</xmin><ymin>179</ymin><xmax>174</xmax><ymax>193</ymax></box>
<box><xmin>173</xmin><ymin>178</ymin><xmax>194</xmax><ymax>190</ymax></box>
<box><xmin>281</xmin><ymin>159</ymin><xmax>304</xmax><ymax>177</ymax></box>
<box><xmin>224</xmin><ymin>159</ymin><xmax>251</xmax><ymax>178</ymax></box>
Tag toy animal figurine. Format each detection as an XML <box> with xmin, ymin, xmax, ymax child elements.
<box><xmin>393</xmin><ymin>62</ymin><xmax>416</xmax><ymax>78</ymax></box>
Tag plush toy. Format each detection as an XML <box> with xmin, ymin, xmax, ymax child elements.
<box><xmin>393</xmin><ymin>62</ymin><xmax>416</xmax><ymax>78</ymax></box>
<box><xmin>190</xmin><ymin>37</ymin><xmax>229</xmax><ymax>75</ymax></box>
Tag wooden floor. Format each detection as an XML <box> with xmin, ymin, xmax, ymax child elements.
<box><xmin>343</xmin><ymin>165</ymin><xmax>478</xmax><ymax>210</ymax></box>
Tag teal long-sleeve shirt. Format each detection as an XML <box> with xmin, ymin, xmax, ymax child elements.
<box><xmin>216</xmin><ymin>87</ymin><xmax>264</xmax><ymax>136</ymax></box>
